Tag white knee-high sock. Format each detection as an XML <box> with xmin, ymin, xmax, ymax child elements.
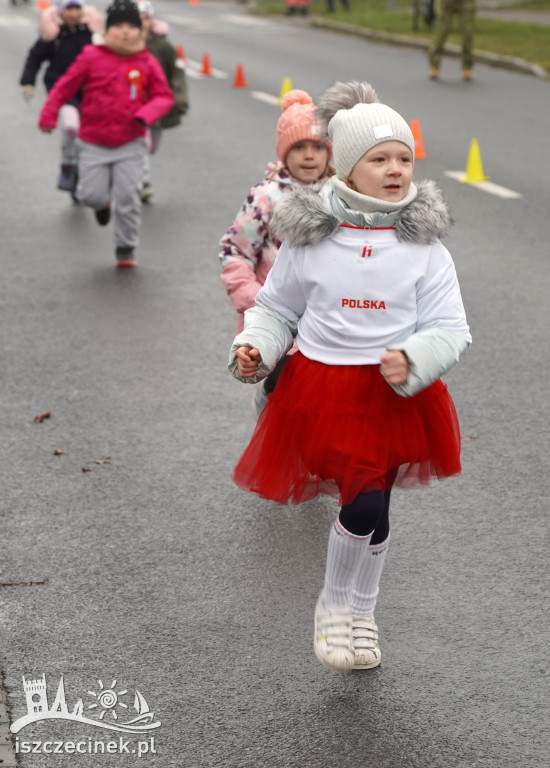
<box><xmin>350</xmin><ymin>536</ymin><xmax>389</xmax><ymax>617</ymax></box>
<box><xmin>322</xmin><ymin>520</ymin><xmax>372</xmax><ymax>607</ymax></box>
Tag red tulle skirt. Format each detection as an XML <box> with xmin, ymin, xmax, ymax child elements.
<box><xmin>233</xmin><ymin>352</ymin><xmax>462</xmax><ymax>505</ymax></box>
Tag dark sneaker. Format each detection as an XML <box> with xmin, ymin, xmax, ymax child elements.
<box><xmin>141</xmin><ymin>182</ymin><xmax>153</xmax><ymax>203</ymax></box>
<box><xmin>115</xmin><ymin>246</ymin><xmax>136</xmax><ymax>269</ymax></box>
<box><xmin>94</xmin><ymin>205</ymin><xmax>111</xmax><ymax>226</ymax></box>
<box><xmin>58</xmin><ymin>164</ymin><xmax>78</xmax><ymax>193</ymax></box>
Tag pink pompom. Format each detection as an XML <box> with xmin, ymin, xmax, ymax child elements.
<box><xmin>280</xmin><ymin>89</ymin><xmax>313</xmax><ymax>112</ymax></box>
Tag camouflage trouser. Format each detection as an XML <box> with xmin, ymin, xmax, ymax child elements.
<box><xmin>428</xmin><ymin>0</ymin><xmax>476</xmax><ymax>70</ymax></box>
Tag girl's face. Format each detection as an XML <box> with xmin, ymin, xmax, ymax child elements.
<box><xmin>285</xmin><ymin>140</ymin><xmax>330</xmax><ymax>184</ymax></box>
<box><xmin>347</xmin><ymin>141</ymin><xmax>413</xmax><ymax>202</ymax></box>
<box><xmin>140</xmin><ymin>13</ymin><xmax>153</xmax><ymax>36</ymax></box>
<box><xmin>61</xmin><ymin>6</ymin><xmax>84</xmax><ymax>26</ymax></box>
<box><xmin>106</xmin><ymin>22</ymin><xmax>143</xmax><ymax>47</ymax></box>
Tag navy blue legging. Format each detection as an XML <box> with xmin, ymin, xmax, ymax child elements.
<box><xmin>338</xmin><ymin>470</ymin><xmax>397</xmax><ymax>544</ymax></box>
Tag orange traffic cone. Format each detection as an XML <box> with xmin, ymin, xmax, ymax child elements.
<box><xmin>200</xmin><ymin>53</ymin><xmax>212</xmax><ymax>76</ymax></box>
<box><xmin>232</xmin><ymin>64</ymin><xmax>248</xmax><ymax>88</ymax></box>
<box><xmin>176</xmin><ymin>44</ymin><xmax>186</xmax><ymax>62</ymax></box>
<box><xmin>410</xmin><ymin>119</ymin><xmax>426</xmax><ymax>159</ymax></box>
<box><xmin>190</xmin><ymin>0</ymin><xmax>199</xmax><ymax>6</ymax></box>
<box><xmin>37</xmin><ymin>0</ymin><xmax>51</xmax><ymax>9</ymax></box>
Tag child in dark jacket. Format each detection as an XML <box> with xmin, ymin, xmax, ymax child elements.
<box><xmin>20</xmin><ymin>0</ymin><xmax>102</xmax><ymax>194</ymax></box>
<box><xmin>138</xmin><ymin>1</ymin><xmax>189</xmax><ymax>201</ymax></box>
<box><xmin>39</xmin><ymin>0</ymin><xmax>174</xmax><ymax>268</ymax></box>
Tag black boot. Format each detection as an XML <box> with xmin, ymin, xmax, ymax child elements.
<box><xmin>94</xmin><ymin>205</ymin><xmax>111</xmax><ymax>226</ymax></box>
<box><xmin>57</xmin><ymin>164</ymin><xmax>78</xmax><ymax>193</ymax></box>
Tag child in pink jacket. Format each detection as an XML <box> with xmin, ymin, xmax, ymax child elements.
<box><xmin>219</xmin><ymin>90</ymin><xmax>332</xmax><ymax>414</ymax></box>
<box><xmin>39</xmin><ymin>0</ymin><xmax>174</xmax><ymax>268</ymax></box>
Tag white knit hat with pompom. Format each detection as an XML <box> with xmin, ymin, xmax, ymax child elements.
<box><xmin>316</xmin><ymin>81</ymin><xmax>415</xmax><ymax>179</ymax></box>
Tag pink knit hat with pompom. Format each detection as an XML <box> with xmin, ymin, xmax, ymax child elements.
<box><xmin>275</xmin><ymin>90</ymin><xmax>330</xmax><ymax>164</ymax></box>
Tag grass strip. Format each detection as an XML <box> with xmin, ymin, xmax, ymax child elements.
<box><xmin>255</xmin><ymin>0</ymin><xmax>550</xmax><ymax>72</ymax></box>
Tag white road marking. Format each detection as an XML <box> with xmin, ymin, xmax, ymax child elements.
<box><xmin>184</xmin><ymin>65</ymin><xmax>204</xmax><ymax>80</ymax></box>
<box><xmin>185</xmin><ymin>58</ymin><xmax>228</xmax><ymax>79</ymax></box>
<box><xmin>251</xmin><ymin>91</ymin><xmax>280</xmax><ymax>106</ymax></box>
<box><xmin>445</xmin><ymin>171</ymin><xmax>522</xmax><ymax>199</ymax></box>
<box><xmin>219</xmin><ymin>14</ymin><xmax>271</xmax><ymax>26</ymax></box>
<box><xmin>165</xmin><ymin>14</ymin><xmax>204</xmax><ymax>27</ymax></box>
<box><xmin>0</xmin><ymin>15</ymin><xmax>32</xmax><ymax>26</ymax></box>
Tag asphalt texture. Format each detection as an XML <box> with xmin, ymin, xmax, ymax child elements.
<box><xmin>1</xmin><ymin>2</ymin><xmax>549</xmax><ymax>767</ymax></box>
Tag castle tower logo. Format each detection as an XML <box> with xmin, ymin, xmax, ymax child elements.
<box><xmin>11</xmin><ymin>675</ymin><xmax>161</xmax><ymax>735</ymax></box>
<box><xmin>23</xmin><ymin>674</ymin><xmax>48</xmax><ymax>715</ymax></box>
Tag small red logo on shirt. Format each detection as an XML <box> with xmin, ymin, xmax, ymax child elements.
<box><xmin>128</xmin><ymin>69</ymin><xmax>144</xmax><ymax>100</ymax></box>
<box><xmin>342</xmin><ymin>299</ymin><xmax>387</xmax><ymax>309</ymax></box>
<box><xmin>361</xmin><ymin>246</ymin><xmax>373</xmax><ymax>258</ymax></box>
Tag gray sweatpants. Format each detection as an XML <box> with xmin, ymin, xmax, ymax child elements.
<box><xmin>143</xmin><ymin>124</ymin><xmax>163</xmax><ymax>186</ymax></box>
<box><xmin>76</xmin><ymin>139</ymin><xmax>147</xmax><ymax>249</ymax></box>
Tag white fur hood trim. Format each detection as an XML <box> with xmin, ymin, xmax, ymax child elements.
<box><xmin>271</xmin><ymin>179</ymin><xmax>452</xmax><ymax>247</ymax></box>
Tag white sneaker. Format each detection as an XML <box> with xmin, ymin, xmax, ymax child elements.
<box><xmin>314</xmin><ymin>596</ymin><xmax>354</xmax><ymax>671</ymax></box>
<box><xmin>251</xmin><ymin>384</ymin><xmax>268</xmax><ymax>419</ymax></box>
<box><xmin>351</xmin><ymin>614</ymin><xmax>381</xmax><ymax>669</ymax></box>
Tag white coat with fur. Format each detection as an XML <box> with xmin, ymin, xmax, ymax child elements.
<box><xmin>229</xmin><ymin>180</ymin><xmax>471</xmax><ymax>397</ymax></box>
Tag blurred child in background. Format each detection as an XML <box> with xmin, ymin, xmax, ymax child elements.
<box><xmin>20</xmin><ymin>0</ymin><xmax>102</xmax><ymax>195</ymax></box>
<box><xmin>138</xmin><ymin>0</ymin><xmax>189</xmax><ymax>202</ymax></box>
<box><xmin>39</xmin><ymin>0</ymin><xmax>174</xmax><ymax>268</ymax></box>
<box><xmin>219</xmin><ymin>90</ymin><xmax>332</xmax><ymax>416</ymax></box>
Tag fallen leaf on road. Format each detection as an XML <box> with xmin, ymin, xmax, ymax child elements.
<box><xmin>94</xmin><ymin>457</ymin><xmax>111</xmax><ymax>464</ymax></box>
<box><xmin>53</xmin><ymin>449</ymin><xmax>66</xmax><ymax>456</ymax></box>
<box><xmin>81</xmin><ymin>466</ymin><xmax>94</xmax><ymax>473</ymax></box>
<box><xmin>33</xmin><ymin>412</ymin><xmax>51</xmax><ymax>423</ymax></box>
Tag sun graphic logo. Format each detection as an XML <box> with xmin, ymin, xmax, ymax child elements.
<box><xmin>87</xmin><ymin>680</ymin><xmax>129</xmax><ymax>722</ymax></box>
<box><xmin>10</xmin><ymin>674</ymin><xmax>161</xmax><ymax>734</ymax></box>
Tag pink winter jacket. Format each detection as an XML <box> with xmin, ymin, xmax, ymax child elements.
<box><xmin>39</xmin><ymin>44</ymin><xmax>174</xmax><ymax>148</ymax></box>
<box><xmin>219</xmin><ymin>161</ymin><xmax>331</xmax><ymax>334</ymax></box>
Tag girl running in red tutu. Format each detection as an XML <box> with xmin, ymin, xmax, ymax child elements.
<box><xmin>228</xmin><ymin>81</ymin><xmax>471</xmax><ymax>673</ymax></box>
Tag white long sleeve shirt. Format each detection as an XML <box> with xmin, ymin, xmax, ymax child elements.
<box><xmin>254</xmin><ymin>225</ymin><xmax>471</xmax><ymax>365</ymax></box>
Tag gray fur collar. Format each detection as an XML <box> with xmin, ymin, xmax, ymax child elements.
<box><xmin>272</xmin><ymin>179</ymin><xmax>452</xmax><ymax>247</ymax></box>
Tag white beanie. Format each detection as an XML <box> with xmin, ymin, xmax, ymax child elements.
<box><xmin>137</xmin><ymin>0</ymin><xmax>155</xmax><ymax>16</ymax></box>
<box><xmin>317</xmin><ymin>81</ymin><xmax>415</xmax><ymax>180</ymax></box>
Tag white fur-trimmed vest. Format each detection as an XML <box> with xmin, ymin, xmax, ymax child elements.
<box><xmin>271</xmin><ymin>179</ymin><xmax>452</xmax><ymax>248</ymax></box>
